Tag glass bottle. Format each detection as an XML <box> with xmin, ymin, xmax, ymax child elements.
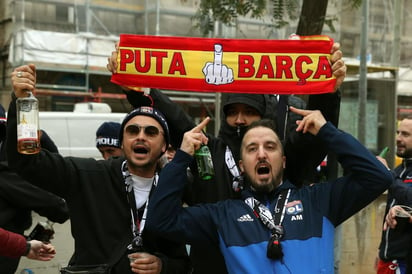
<box><xmin>195</xmin><ymin>144</ymin><xmax>214</xmax><ymax>180</ymax></box>
<box><xmin>378</xmin><ymin>146</ymin><xmax>389</xmax><ymax>158</ymax></box>
<box><xmin>16</xmin><ymin>92</ymin><xmax>40</xmax><ymax>154</ymax></box>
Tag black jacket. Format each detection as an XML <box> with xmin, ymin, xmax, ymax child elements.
<box><xmin>379</xmin><ymin>159</ymin><xmax>412</xmax><ymax>262</ymax></box>
<box><xmin>0</xmin><ymin>116</ymin><xmax>68</xmax><ymax>274</ymax></box>
<box><xmin>0</xmin><ymin>162</ymin><xmax>69</xmax><ymax>274</ymax></box>
<box><xmin>0</xmin><ymin>162</ymin><xmax>69</xmax><ymax>232</ymax></box>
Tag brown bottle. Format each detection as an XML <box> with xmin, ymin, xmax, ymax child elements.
<box><xmin>16</xmin><ymin>92</ymin><xmax>40</xmax><ymax>154</ymax></box>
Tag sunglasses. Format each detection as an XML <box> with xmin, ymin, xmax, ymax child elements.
<box><xmin>124</xmin><ymin>124</ymin><xmax>163</xmax><ymax>138</ymax></box>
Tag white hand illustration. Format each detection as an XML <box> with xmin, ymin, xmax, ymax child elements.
<box><xmin>202</xmin><ymin>44</ymin><xmax>234</xmax><ymax>85</ymax></box>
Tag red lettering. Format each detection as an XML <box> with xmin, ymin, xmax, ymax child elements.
<box><xmin>275</xmin><ymin>56</ymin><xmax>293</xmax><ymax>79</ymax></box>
<box><xmin>119</xmin><ymin>49</ymin><xmax>134</xmax><ymax>71</ymax></box>
<box><xmin>168</xmin><ymin>52</ymin><xmax>186</xmax><ymax>75</ymax></box>
<box><xmin>151</xmin><ymin>51</ymin><xmax>168</xmax><ymax>73</ymax></box>
<box><xmin>134</xmin><ymin>50</ymin><xmax>151</xmax><ymax>73</ymax></box>
<box><xmin>295</xmin><ymin>56</ymin><xmax>313</xmax><ymax>85</ymax></box>
<box><xmin>255</xmin><ymin>55</ymin><xmax>274</xmax><ymax>78</ymax></box>
<box><xmin>313</xmin><ymin>56</ymin><xmax>332</xmax><ymax>79</ymax></box>
<box><xmin>238</xmin><ymin>55</ymin><xmax>255</xmax><ymax>77</ymax></box>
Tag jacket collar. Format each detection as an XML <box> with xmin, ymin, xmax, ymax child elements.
<box><xmin>241</xmin><ymin>180</ymin><xmax>296</xmax><ymax>202</ymax></box>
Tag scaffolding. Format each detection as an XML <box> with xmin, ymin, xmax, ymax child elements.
<box><xmin>2</xmin><ymin>0</ymin><xmax>288</xmax><ymax>134</ymax></box>
<box><xmin>0</xmin><ymin>1</ymin><xmax>278</xmax><ymax>136</ymax></box>
<box><xmin>2</xmin><ymin>0</ymin><xmax>412</xmax><ymax>130</ymax></box>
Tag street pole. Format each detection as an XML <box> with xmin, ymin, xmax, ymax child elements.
<box><xmin>358</xmin><ymin>0</ymin><xmax>369</xmax><ymax>145</ymax></box>
<box><xmin>391</xmin><ymin>0</ymin><xmax>403</xmax><ymax>68</ymax></box>
<box><xmin>214</xmin><ymin>21</ymin><xmax>222</xmax><ymax>135</ymax></box>
<box><xmin>355</xmin><ymin>0</ymin><xmax>369</xmax><ymax>265</ymax></box>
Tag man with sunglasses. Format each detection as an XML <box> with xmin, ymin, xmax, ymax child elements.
<box><xmin>7</xmin><ymin>64</ymin><xmax>191</xmax><ymax>274</ymax></box>
<box><xmin>146</xmin><ymin>109</ymin><xmax>392</xmax><ymax>274</ymax></box>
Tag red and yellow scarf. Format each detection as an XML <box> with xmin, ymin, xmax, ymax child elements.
<box><xmin>111</xmin><ymin>34</ymin><xmax>336</xmax><ymax>95</ymax></box>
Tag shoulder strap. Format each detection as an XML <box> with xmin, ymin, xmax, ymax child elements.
<box><xmin>225</xmin><ymin>146</ymin><xmax>242</xmax><ymax>192</ymax></box>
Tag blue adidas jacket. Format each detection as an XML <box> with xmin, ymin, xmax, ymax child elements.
<box><xmin>147</xmin><ymin>122</ymin><xmax>392</xmax><ymax>274</ymax></box>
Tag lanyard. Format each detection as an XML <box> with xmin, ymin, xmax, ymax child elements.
<box><xmin>245</xmin><ymin>189</ymin><xmax>291</xmax><ymax>235</ymax></box>
<box><xmin>121</xmin><ymin>160</ymin><xmax>156</xmax><ymax>239</ymax></box>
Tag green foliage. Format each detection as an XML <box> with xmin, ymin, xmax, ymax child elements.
<box><xmin>192</xmin><ymin>0</ymin><xmax>359</xmax><ymax>36</ymax></box>
<box><xmin>349</xmin><ymin>0</ymin><xmax>362</xmax><ymax>9</ymax></box>
<box><xmin>271</xmin><ymin>0</ymin><xmax>299</xmax><ymax>28</ymax></box>
<box><xmin>193</xmin><ymin>0</ymin><xmax>266</xmax><ymax>36</ymax></box>
<box><xmin>324</xmin><ymin>16</ymin><xmax>338</xmax><ymax>32</ymax></box>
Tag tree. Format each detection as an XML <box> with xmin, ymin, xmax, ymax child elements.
<box><xmin>193</xmin><ymin>0</ymin><xmax>362</xmax><ymax>36</ymax></box>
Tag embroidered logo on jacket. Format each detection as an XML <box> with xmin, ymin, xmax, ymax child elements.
<box><xmin>237</xmin><ymin>214</ymin><xmax>254</xmax><ymax>222</ymax></box>
<box><xmin>286</xmin><ymin>200</ymin><xmax>304</xmax><ymax>221</ymax></box>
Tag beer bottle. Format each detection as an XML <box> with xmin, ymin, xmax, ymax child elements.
<box><xmin>17</xmin><ymin>92</ymin><xmax>40</xmax><ymax>154</ymax></box>
<box><xmin>378</xmin><ymin>146</ymin><xmax>389</xmax><ymax>158</ymax></box>
<box><xmin>195</xmin><ymin>144</ymin><xmax>214</xmax><ymax>180</ymax></box>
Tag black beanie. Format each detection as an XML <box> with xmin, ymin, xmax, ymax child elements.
<box><xmin>223</xmin><ymin>93</ymin><xmax>265</xmax><ymax>117</ymax></box>
<box><xmin>119</xmin><ymin>106</ymin><xmax>170</xmax><ymax>148</ymax></box>
<box><xmin>96</xmin><ymin>122</ymin><xmax>121</xmax><ymax>149</ymax></box>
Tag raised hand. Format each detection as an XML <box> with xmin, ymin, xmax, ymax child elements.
<box><xmin>180</xmin><ymin>117</ymin><xmax>210</xmax><ymax>156</ymax></box>
<box><xmin>11</xmin><ymin>64</ymin><xmax>36</xmax><ymax>98</ymax></box>
<box><xmin>290</xmin><ymin>107</ymin><xmax>327</xmax><ymax>136</ymax></box>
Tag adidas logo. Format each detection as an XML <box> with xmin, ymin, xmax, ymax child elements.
<box><xmin>237</xmin><ymin>214</ymin><xmax>254</xmax><ymax>222</ymax></box>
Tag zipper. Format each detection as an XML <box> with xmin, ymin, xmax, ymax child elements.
<box><xmin>383</xmin><ymin>199</ymin><xmax>396</xmax><ymax>259</ymax></box>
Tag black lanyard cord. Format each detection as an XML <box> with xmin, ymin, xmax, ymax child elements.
<box><xmin>121</xmin><ymin>160</ymin><xmax>156</xmax><ymax>252</ymax></box>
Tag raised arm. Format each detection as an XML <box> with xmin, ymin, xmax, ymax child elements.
<box><xmin>306</xmin><ymin>120</ymin><xmax>393</xmax><ymax>225</ymax></box>
<box><xmin>107</xmin><ymin>43</ymin><xmax>195</xmax><ymax>149</ymax></box>
<box><xmin>146</xmin><ymin>118</ymin><xmax>219</xmax><ymax>245</ymax></box>
<box><xmin>7</xmin><ymin>65</ymin><xmax>74</xmax><ymax>197</ymax></box>
<box><xmin>282</xmin><ymin>43</ymin><xmax>345</xmax><ymax>186</ymax></box>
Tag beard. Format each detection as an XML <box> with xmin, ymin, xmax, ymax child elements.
<box><xmin>397</xmin><ymin>146</ymin><xmax>412</xmax><ymax>159</ymax></box>
<box><xmin>243</xmin><ymin>169</ymin><xmax>283</xmax><ymax>194</ymax></box>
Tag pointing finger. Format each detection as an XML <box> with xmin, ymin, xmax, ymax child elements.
<box><xmin>289</xmin><ymin>106</ymin><xmax>311</xmax><ymax>117</ymax></box>
<box><xmin>192</xmin><ymin>117</ymin><xmax>210</xmax><ymax>134</ymax></box>
<box><xmin>181</xmin><ymin>117</ymin><xmax>210</xmax><ymax>155</ymax></box>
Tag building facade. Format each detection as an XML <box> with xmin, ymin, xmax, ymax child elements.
<box><xmin>0</xmin><ymin>1</ymin><xmax>411</xmax><ymax>273</ymax></box>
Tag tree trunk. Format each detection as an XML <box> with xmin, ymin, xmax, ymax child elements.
<box><xmin>296</xmin><ymin>0</ymin><xmax>329</xmax><ymax>35</ymax></box>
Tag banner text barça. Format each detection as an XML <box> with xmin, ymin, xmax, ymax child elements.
<box><xmin>118</xmin><ymin>48</ymin><xmax>332</xmax><ymax>82</ymax></box>
<box><xmin>111</xmin><ymin>34</ymin><xmax>337</xmax><ymax>94</ymax></box>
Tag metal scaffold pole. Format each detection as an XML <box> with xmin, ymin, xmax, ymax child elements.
<box><xmin>358</xmin><ymin>0</ymin><xmax>369</xmax><ymax>145</ymax></box>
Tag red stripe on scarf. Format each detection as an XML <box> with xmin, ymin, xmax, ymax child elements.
<box><xmin>111</xmin><ymin>34</ymin><xmax>336</xmax><ymax>94</ymax></box>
